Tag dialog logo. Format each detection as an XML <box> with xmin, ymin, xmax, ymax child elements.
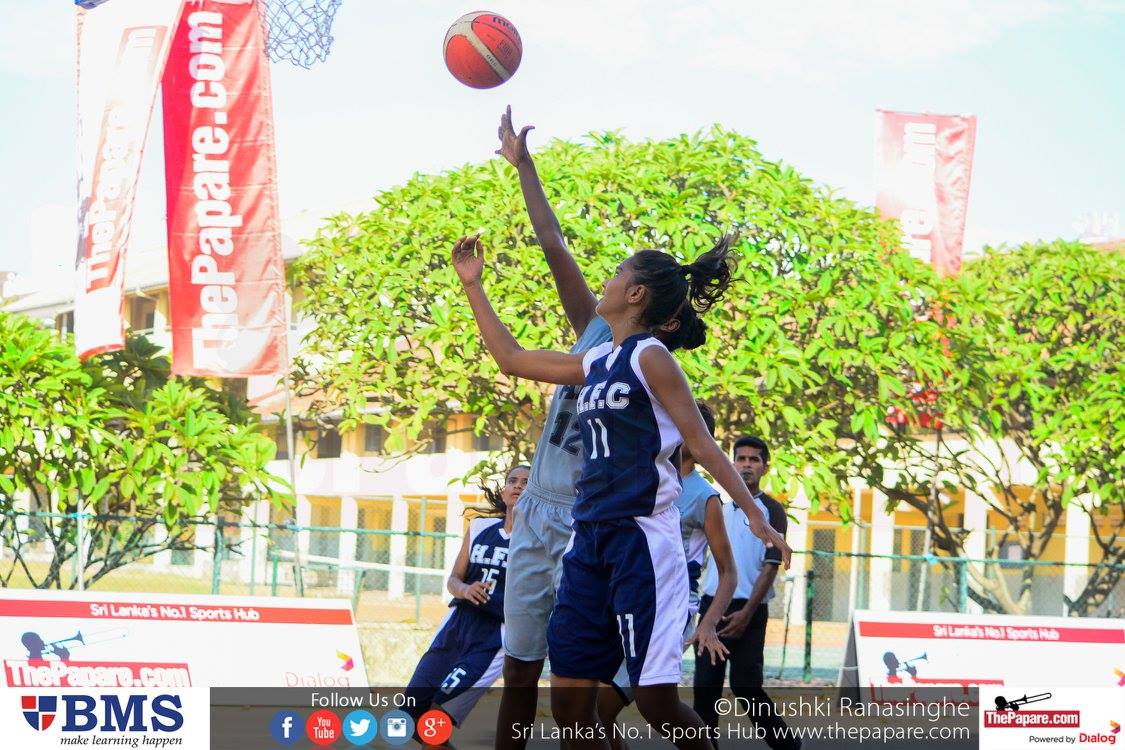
<box><xmin>270</xmin><ymin>709</ymin><xmax>303</xmax><ymax>746</ymax></box>
<box><xmin>343</xmin><ymin>709</ymin><xmax>378</xmax><ymax>746</ymax></box>
<box><xmin>381</xmin><ymin>709</ymin><xmax>414</xmax><ymax>746</ymax></box>
<box><xmin>21</xmin><ymin>695</ymin><xmax>57</xmax><ymax>731</ymax></box>
<box><xmin>306</xmin><ymin>708</ymin><xmax>342</xmax><ymax>746</ymax></box>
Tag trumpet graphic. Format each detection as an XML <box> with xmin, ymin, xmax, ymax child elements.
<box><xmin>22</xmin><ymin>629</ymin><xmax>128</xmax><ymax>661</ymax></box>
<box><xmin>994</xmin><ymin>693</ymin><xmax>1052</xmax><ymax>711</ymax></box>
<box><xmin>883</xmin><ymin>651</ymin><xmax>929</xmax><ymax>679</ymax></box>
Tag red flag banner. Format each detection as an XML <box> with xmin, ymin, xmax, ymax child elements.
<box><xmin>74</xmin><ymin>0</ymin><xmax>185</xmax><ymax>360</ymax></box>
<box><xmin>162</xmin><ymin>0</ymin><xmax>288</xmax><ymax>376</ymax></box>
<box><xmin>874</xmin><ymin>110</ymin><xmax>977</xmax><ymax>277</ymax></box>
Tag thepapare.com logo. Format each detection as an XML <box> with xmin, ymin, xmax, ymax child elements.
<box><xmin>20</xmin><ymin>693</ymin><xmax>184</xmax><ymax>737</ymax></box>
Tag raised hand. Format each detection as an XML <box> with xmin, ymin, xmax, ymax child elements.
<box><xmin>496</xmin><ymin>105</ymin><xmax>534</xmax><ymax>167</ymax></box>
<box><xmin>688</xmin><ymin>622</ymin><xmax>730</xmax><ymax>666</ymax></box>
<box><xmin>451</xmin><ymin>234</ymin><xmax>485</xmax><ymax>286</ymax></box>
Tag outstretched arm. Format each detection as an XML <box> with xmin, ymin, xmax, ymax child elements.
<box><xmin>638</xmin><ymin>346</ymin><xmax>792</xmax><ymax>568</ymax></box>
<box><xmin>452</xmin><ymin>235</ymin><xmax>586</xmax><ymax>386</ymax></box>
<box><xmin>497</xmin><ymin>106</ymin><xmax>598</xmax><ymax>335</ymax></box>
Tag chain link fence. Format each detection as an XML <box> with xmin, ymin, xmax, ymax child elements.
<box><xmin>2</xmin><ymin>512</ymin><xmax>1121</xmax><ymax>686</ymax></box>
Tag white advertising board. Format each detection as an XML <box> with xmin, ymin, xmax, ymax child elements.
<box><xmin>0</xmin><ymin>589</ymin><xmax>367</xmax><ymax>748</ymax></box>
<box><xmin>841</xmin><ymin>609</ymin><xmax>1123</xmax><ymax>694</ymax></box>
<box><xmin>840</xmin><ymin>610</ymin><xmax>1124</xmax><ymax>748</ymax></box>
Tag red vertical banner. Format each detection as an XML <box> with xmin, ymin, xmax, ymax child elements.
<box><xmin>74</xmin><ymin>0</ymin><xmax>185</xmax><ymax>360</ymax></box>
<box><xmin>162</xmin><ymin>0</ymin><xmax>287</xmax><ymax>376</ymax></box>
<box><xmin>874</xmin><ymin>110</ymin><xmax>977</xmax><ymax>277</ymax></box>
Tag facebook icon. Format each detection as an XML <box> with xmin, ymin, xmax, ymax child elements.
<box><xmin>270</xmin><ymin>710</ymin><xmax>303</xmax><ymax>746</ymax></box>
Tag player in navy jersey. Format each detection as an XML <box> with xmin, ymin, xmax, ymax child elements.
<box><xmin>404</xmin><ymin>465</ymin><xmax>528</xmax><ymax>726</ymax></box>
<box><xmin>452</xmin><ymin>232</ymin><xmax>790</xmax><ymax>750</ymax></box>
<box><xmin>597</xmin><ymin>400</ymin><xmax>738</xmax><ymax>750</ymax></box>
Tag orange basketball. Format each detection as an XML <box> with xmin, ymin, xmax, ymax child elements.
<box><xmin>443</xmin><ymin>11</ymin><xmax>522</xmax><ymax>89</ymax></box>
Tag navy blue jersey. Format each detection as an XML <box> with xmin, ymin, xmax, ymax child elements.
<box><xmin>452</xmin><ymin>517</ymin><xmax>510</xmax><ymax>620</ymax></box>
<box><xmin>573</xmin><ymin>334</ymin><xmax>683</xmax><ymax>522</ymax></box>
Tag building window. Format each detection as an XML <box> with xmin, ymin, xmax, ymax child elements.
<box><xmin>427</xmin><ymin>419</ymin><xmax>447</xmax><ymax>455</ymax></box>
<box><xmin>999</xmin><ymin>541</ymin><xmax>1024</xmax><ymax>561</ymax></box>
<box><xmin>472</xmin><ymin>429</ymin><xmax>503</xmax><ymax>452</ymax></box>
<box><xmin>316</xmin><ymin>426</ymin><xmax>342</xmax><ymax>459</ymax></box>
<box><xmin>130</xmin><ymin>298</ymin><xmax>156</xmax><ymax>333</ymax></box>
<box><xmin>274</xmin><ymin>425</ymin><xmax>289</xmax><ymax>460</ymax></box>
<box><xmin>364</xmin><ymin>424</ymin><xmax>386</xmax><ymax>454</ymax></box>
<box><xmin>56</xmin><ymin>311</ymin><xmax>75</xmax><ymax>336</ymax></box>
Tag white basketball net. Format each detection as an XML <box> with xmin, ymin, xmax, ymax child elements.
<box><xmin>257</xmin><ymin>0</ymin><xmax>343</xmax><ymax>69</ymax></box>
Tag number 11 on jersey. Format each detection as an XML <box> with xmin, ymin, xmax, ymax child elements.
<box><xmin>589</xmin><ymin>418</ymin><xmax>610</xmax><ymax>459</ymax></box>
<box><xmin>617</xmin><ymin>613</ymin><xmax>636</xmax><ymax>658</ymax></box>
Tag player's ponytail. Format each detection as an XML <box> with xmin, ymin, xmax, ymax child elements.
<box><xmin>476</xmin><ymin>486</ymin><xmax>507</xmax><ymax>518</ymax></box>
<box><xmin>680</xmin><ymin>234</ymin><xmax>735</xmax><ymax>314</ymax></box>
<box><xmin>472</xmin><ymin>464</ymin><xmax>530</xmax><ymax>518</ymax></box>
<box><xmin>656</xmin><ymin>305</ymin><xmax>708</xmax><ymax>352</ymax></box>
<box><xmin>632</xmin><ymin>233</ymin><xmax>736</xmax><ymax>350</ymax></box>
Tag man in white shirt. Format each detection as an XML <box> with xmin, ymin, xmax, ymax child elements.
<box><xmin>694</xmin><ymin>435</ymin><xmax>798</xmax><ymax>750</ymax></box>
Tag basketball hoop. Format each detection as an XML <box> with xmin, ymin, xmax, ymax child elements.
<box><xmin>257</xmin><ymin>0</ymin><xmax>343</xmax><ymax>69</ymax></box>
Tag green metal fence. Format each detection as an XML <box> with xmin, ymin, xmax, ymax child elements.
<box><xmin>2</xmin><ymin>511</ymin><xmax>1121</xmax><ymax>685</ymax></box>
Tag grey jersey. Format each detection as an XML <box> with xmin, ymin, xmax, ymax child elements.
<box><xmin>524</xmin><ymin>316</ymin><xmax>612</xmax><ymax>504</ymax></box>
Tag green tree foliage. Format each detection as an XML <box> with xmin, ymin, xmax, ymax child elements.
<box><xmin>932</xmin><ymin>241</ymin><xmax>1121</xmax><ymax>615</ymax></box>
<box><xmin>0</xmin><ymin>312</ymin><xmax>283</xmax><ymax>588</ymax></box>
<box><xmin>291</xmin><ymin>127</ymin><xmax>959</xmax><ymax>512</ymax></box>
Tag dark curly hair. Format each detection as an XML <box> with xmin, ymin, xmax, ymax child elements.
<box><xmin>655</xmin><ymin>304</ymin><xmax>708</xmax><ymax>352</ymax></box>
<box><xmin>631</xmin><ymin>234</ymin><xmax>736</xmax><ymax>351</ymax></box>
<box><xmin>472</xmin><ymin>465</ymin><xmax>531</xmax><ymax>518</ymax></box>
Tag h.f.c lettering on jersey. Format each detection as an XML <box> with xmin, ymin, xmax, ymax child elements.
<box><xmin>573</xmin><ymin>333</ymin><xmax>683</xmax><ymax>522</ymax></box>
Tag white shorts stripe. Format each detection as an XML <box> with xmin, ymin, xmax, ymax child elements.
<box><xmin>636</xmin><ymin>506</ymin><xmax>688</xmax><ymax>685</ymax></box>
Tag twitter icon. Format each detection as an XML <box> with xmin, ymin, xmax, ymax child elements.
<box><xmin>343</xmin><ymin>709</ymin><xmax>378</xmax><ymax>746</ymax></box>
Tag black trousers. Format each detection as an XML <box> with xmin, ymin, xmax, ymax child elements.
<box><xmin>692</xmin><ymin>597</ymin><xmax>799</xmax><ymax>750</ymax></box>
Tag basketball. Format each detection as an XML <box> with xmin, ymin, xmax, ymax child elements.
<box><xmin>443</xmin><ymin>12</ymin><xmax>522</xmax><ymax>89</ymax></box>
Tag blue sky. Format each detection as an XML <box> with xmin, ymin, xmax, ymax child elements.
<box><xmin>2</xmin><ymin>0</ymin><xmax>1123</xmax><ymax>282</ymax></box>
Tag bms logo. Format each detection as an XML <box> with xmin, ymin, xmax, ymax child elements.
<box><xmin>19</xmin><ymin>694</ymin><xmax>183</xmax><ymax>733</ymax></box>
<box><xmin>21</xmin><ymin>695</ymin><xmax>57</xmax><ymax>731</ymax></box>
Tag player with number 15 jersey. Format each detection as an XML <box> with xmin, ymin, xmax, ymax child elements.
<box><xmin>404</xmin><ymin>466</ymin><xmax>528</xmax><ymax>725</ymax></box>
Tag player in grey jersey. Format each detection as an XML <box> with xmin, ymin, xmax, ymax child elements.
<box><xmin>491</xmin><ymin>107</ymin><xmax>612</xmax><ymax>750</ymax></box>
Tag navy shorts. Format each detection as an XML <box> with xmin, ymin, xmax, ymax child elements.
<box><xmin>405</xmin><ymin>605</ymin><xmax>505</xmax><ymax>724</ymax></box>
<box><xmin>546</xmin><ymin>505</ymin><xmax>688</xmax><ymax>687</ymax></box>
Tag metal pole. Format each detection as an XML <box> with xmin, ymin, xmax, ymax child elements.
<box><xmin>282</xmin><ymin>372</ymin><xmax>305</xmax><ymax>597</ymax></box>
<box><xmin>415</xmin><ymin>498</ymin><xmax>427</xmax><ymax>623</ymax></box>
<box><xmin>352</xmin><ymin>569</ymin><xmax>364</xmax><ymax>613</ymax></box>
<box><xmin>270</xmin><ymin>553</ymin><xmax>279</xmax><ymax>597</ymax></box>
<box><xmin>917</xmin><ymin>426</ymin><xmax>942</xmax><ymax>611</ymax></box>
<box><xmin>248</xmin><ymin>517</ymin><xmax>258</xmax><ymax>596</ymax></box>
<box><xmin>75</xmin><ymin>498</ymin><xmax>86</xmax><ymax>591</ymax></box>
<box><xmin>958</xmin><ymin>560</ymin><xmax>969</xmax><ymax>612</ymax></box>
<box><xmin>803</xmin><ymin>568</ymin><xmax>816</xmax><ymax>683</ymax></box>
<box><xmin>915</xmin><ymin>526</ymin><xmax>931</xmax><ymax>611</ymax></box>
<box><xmin>211</xmin><ymin>518</ymin><xmax>224</xmax><ymax>595</ymax></box>
<box><xmin>846</xmin><ymin>522</ymin><xmax>860</xmax><ymax>615</ymax></box>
